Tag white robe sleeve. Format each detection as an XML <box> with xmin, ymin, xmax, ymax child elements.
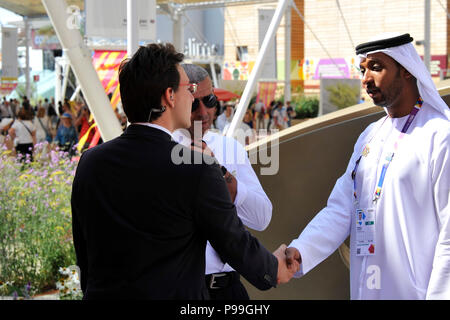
<box><xmin>288</xmin><ymin>126</ymin><xmax>372</xmax><ymax>276</ymax></box>
<box><xmin>232</xmin><ymin>141</ymin><xmax>272</xmax><ymax>231</ymax></box>
<box><xmin>426</xmin><ymin>128</ymin><xmax>450</xmax><ymax>299</ymax></box>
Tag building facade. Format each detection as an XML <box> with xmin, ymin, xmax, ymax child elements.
<box><xmin>223</xmin><ymin>0</ymin><xmax>449</xmax><ymax>95</ymax></box>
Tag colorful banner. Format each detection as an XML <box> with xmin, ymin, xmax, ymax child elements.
<box><xmin>293</xmin><ymin>57</ymin><xmax>361</xmax><ymax>81</ymax></box>
<box><xmin>77</xmin><ymin>122</ymin><xmax>97</xmax><ymax>153</ymax></box>
<box><xmin>256</xmin><ymin>81</ymin><xmax>277</xmax><ymax>107</ymax></box>
<box><xmin>222</xmin><ymin>61</ymin><xmax>255</xmax><ymax>80</ymax></box>
<box><xmin>314</xmin><ymin>58</ymin><xmax>350</xmax><ymax>79</ymax></box>
<box><xmin>0</xmin><ymin>81</ymin><xmax>18</xmax><ymax>95</ymax></box>
<box><xmin>92</xmin><ymin>50</ymin><xmax>127</xmax><ymax>108</ymax></box>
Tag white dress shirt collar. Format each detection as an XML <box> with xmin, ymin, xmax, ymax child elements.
<box><xmin>134</xmin><ymin>122</ymin><xmax>174</xmax><ymax>139</ymax></box>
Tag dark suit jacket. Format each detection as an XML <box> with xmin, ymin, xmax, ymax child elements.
<box><xmin>71</xmin><ymin>124</ymin><xmax>278</xmax><ymax>299</ymax></box>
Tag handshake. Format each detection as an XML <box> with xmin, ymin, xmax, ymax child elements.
<box><xmin>273</xmin><ymin>244</ymin><xmax>301</xmax><ymax>284</ymax></box>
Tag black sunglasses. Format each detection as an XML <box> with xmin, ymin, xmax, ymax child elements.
<box><xmin>192</xmin><ymin>94</ymin><xmax>218</xmax><ymax>112</ymax></box>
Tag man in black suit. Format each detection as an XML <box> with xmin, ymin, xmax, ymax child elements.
<box><xmin>71</xmin><ymin>43</ymin><xmax>298</xmax><ymax>299</ymax></box>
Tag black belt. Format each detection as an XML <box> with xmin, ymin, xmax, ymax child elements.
<box><xmin>205</xmin><ymin>272</ymin><xmax>240</xmax><ymax>290</ymax></box>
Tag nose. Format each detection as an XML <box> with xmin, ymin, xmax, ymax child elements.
<box><xmin>361</xmin><ymin>70</ymin><xmax>372</xmax><ymax>88</ymax></box>
<box><xmin>197</xmin><ymin>101</ymin><xmax>209</xmax><ymax>117</ymax></box>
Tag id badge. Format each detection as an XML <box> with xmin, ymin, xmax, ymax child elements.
<box><xmin>355</xmin><ymin>208</ymin><xmax>376</xmax><ymax>256</ymax></box>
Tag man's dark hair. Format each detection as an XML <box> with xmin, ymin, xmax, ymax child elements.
<box><xmin>119</xmin><ymin>43</ymin><xmax>184</xmax><ymax>123</ymax></box>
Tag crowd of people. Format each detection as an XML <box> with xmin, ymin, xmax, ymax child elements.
<box><xmin>0</xmin><ymin>92</ymin><xmax>130</xmax><ymax>162</ymax></box>
<box><xmin>215</xmin><ymin>99</ymin><xmax>296</xmax><ymax>132</ymax></box>
<box><xmin>0</xmin><ymin>96</ymin><xmax>110</xmax><ymax>160</ymax></box>
<box><xmin>212</xmin><ymin>99</ymin><xmax>296</xmax><ymax>145</ymax></box>
<box><xmin>0</xmin><ymin>91</ymin><xmax>295</xmax><ymax>159</ymax></box>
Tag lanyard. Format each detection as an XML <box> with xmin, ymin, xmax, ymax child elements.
<box><xmin>352</xmin><ymin>97</ymin><xmax>423</xmax><ymax>204</ymax></box>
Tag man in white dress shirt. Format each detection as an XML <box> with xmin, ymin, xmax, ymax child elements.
<box><xmin>216</xmin><ymin>102</ymin><xmax>234</xmax><ymax>132</ymax></box>
<box><xmin>173</xmin><ymin>64</ymin><xmax>273</xmax><ymax>300</ymax></box>
<box><xmin>285</xmin><ymin>33</ymin><xmax>450</xmax><ymax>299</ymax></box>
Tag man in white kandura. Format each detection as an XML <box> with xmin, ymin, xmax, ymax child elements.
<box><xmin>285</xmin><ymin>33</ymin><xmax>450</xmax><ymax>299</ymax></box>
<box><xmin>173</xmin><ymin>64</ymin><xmax>273</xmax><ymax>300</ymax></box>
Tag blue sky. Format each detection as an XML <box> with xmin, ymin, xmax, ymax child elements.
<box><xmin>0</xmin><ymin>7</ymin><xmax>22</xmax><ymax>25</ymax></box>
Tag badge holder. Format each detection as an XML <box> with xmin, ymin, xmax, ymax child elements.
<box><xmin>355</xmin><ymin>208</ymin><xmax>376</xmax><ymax>256</ymax></box>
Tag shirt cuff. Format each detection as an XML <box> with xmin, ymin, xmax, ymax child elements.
<box><xmin>233</xmin><ymin>177</ymin><xmax>248</xmax><ymax>207</ymax></box>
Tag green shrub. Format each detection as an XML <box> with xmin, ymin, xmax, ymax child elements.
<box><xmin>294</xmin><ymin>96</ymin><xmax>319</xmax><ymax>119</ymax></box>
<box><xmin>0</xmin><ymin>143</ymin><xmax>77</xmax><ymax>296</ymax></box>
<box><xmin>325</xmin><ymin>82</ymin><xmax>360</xmax><ymax>109</ymax></box>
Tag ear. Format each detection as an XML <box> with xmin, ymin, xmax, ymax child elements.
<box><xmin>162</xmin><ymin>87</ymin><xmax>175</xmax><ymax>108</ymax></box>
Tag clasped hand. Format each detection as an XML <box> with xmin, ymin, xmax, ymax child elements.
<box><xmin>273</xmin><ymin>244</ymin><xmax>301</xmax><ymax>284</ymax></box>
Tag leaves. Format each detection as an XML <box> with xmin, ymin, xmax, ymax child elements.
<box><xmin>294</xmin><ymin>96</ymin><xmax>319</xmax><ymax>119</ymax></box>
<box><xmin>325</xmin><ymin>83</ymin><xmax>360</xmax><ymax>110</ymax></box>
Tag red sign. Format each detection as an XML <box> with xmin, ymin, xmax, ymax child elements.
<box><xmin>420</xmin><ymin>55</ymin><xmax>448</xmax><ymax>77</ymax></box>
<box><xmin>33</xmin><ymin>75</ymin><xmax>40</xmax><ymax>82</ymax></box>
<box><xmin>0</xmin><ymin>82</ymin><xmax>18</xmax><ymax>95</ymax></box>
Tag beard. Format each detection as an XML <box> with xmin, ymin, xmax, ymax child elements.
<box><xmin>367</xmin><ymin>70</ymin><xmax>403</xmax><ymax>109</ymax></box>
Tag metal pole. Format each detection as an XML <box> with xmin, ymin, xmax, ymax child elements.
<box><xmin>227</xmin><ymin>0</ymin><xmax>290</xmax><ymax>137</ymax></box>
<box><xmin>70</xmin><ymin>85</ymin><xmax>82</xmax><ymax>101</ymax></box>
<box><xmin>42</xmin><ymin>0</ymin><xmax>122</xmax><ymax>141</ymax></box>
<box><xmin>210</xmin><ymin>61</ymin><xmax>219</xmax><ymax>88</ymax></box>
<box><xmin>284</xmin><ymin>2</ymin><xmax>291</xmax><ymax>103</ymax></box>
<box><xmin>61</xmin><ymin>52</ymin><xmax>70</xmax><ymax>101</ymax></box>
<box><xmin>424</xmin><ymin>0</ymin><xmax>431</xmax><ymax>72</ymax></box>
<box><xmin>172</xmin><ymin>12</ymin><xmax>184</xmax><ymax>53</ymax></box>
<box><xmin>24</xmin><ymin>16</ymin><xmax>31</xmax><ymax>100</ymax></box>
<box><xmin>55</xmin><ymin>57</ymin><xmax>62</xmax><ymax>111</ymax></box>
<box><xmin>127</xmin><ymin>0</ymin><xmax>139</xmax><ymax>57</ymax></box>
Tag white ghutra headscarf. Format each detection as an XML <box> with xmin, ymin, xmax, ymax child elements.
<box><xmin>357</xmin><ymin>32</ymin><xmax>450</xmax><ymax>120</ymax></box>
